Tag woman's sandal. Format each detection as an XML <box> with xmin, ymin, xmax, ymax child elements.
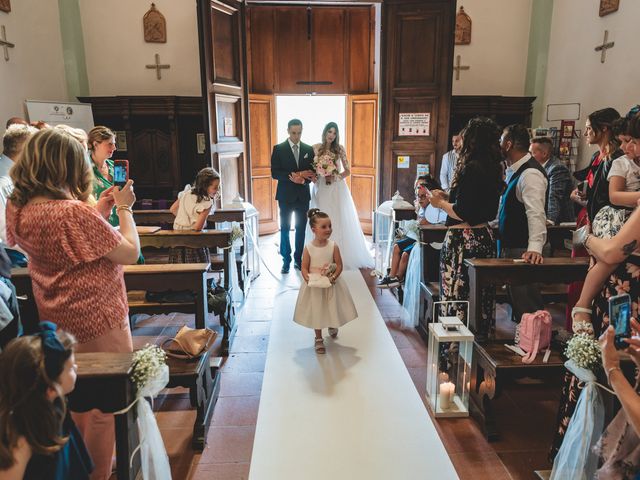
<box><xmin>314</xmin><ymin>338</ymin><xmax>326</xmax><ymax>354</ymax></box>
<box><xmin>328</xmin><ymin>328</ymin><xmax>338</xmax><ymax>338</ymax></box>
<box><xmin>571</xmin><ymin>306</ymin><xmax>595</xmax><ymax>336</ymax></box>
<box><xmin>572</xmin><ymin>225</ymin><xmax>591</xmax><ymax>249</ymax></box>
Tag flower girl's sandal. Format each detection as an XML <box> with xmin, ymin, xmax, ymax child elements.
<box><xmin>328</xmin><ymin>328</ymin><xmax>338</xmax><ymax>338</ymax></box>
<box><xmin>314</xmin><ymin>338</ymin><xmax>326</xmax><ymax>354</ymax></box>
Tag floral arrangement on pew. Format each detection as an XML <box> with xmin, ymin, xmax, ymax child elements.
<box><xmin>551</xmin><ymin>334</ymin><xmax>605</xmax><ymax>479</ymax></box>
<box><xmin>230</xmin><ymin>224</ymin><xmax>244</xmax><ymax>246</ymax></box>
<box><xmin>312</xmin><ymin>151</ymin><xmax>339</xmax><ymax>185</ymax></box>
<box><xmin>126</xmin><ymin>344</ymin><xmax>172</xmax><ymax>480</ymax></box>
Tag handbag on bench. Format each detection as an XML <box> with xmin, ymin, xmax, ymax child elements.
<box><xmin>518</xmin><ymin>310</ymin><xmax>552</xmax><ymax>364</ymax></box>
<box><xmin>162</xmin><ymin>325</ymin><xmax>217</xmax><ymax>359</ymax></box>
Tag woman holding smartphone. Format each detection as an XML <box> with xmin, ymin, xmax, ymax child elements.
<box><xmin>88</xmin><ymin>126</ymin><xmax>119</xmax><ymax>226</ymax></box>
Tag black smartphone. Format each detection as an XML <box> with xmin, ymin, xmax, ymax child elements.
<box><xmin>609</xmin><ymin>293</ymin><xmax>632</xmax><ymax>349</ymax></box>
<box><xmin>113</xmin><ymin>159</ymin><xmax>129</xmax><ymax>188</ymax></box>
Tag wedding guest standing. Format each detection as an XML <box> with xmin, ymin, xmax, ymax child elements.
<box><xmin>439</xmin><ymin>132</ymin><xmax>462</xmax><ymax>192</ymax></box>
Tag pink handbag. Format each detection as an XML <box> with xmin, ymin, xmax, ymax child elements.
<box><xmin>518</xmin><ymin>310</ymin><xmax>552</xmax><ymax>364</ymax></box>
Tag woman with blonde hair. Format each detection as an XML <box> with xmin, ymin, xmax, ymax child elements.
<box><xmin>6</xmin><ymin>128</ymin><xmax>140</xmax><ymax>480</ymax></box>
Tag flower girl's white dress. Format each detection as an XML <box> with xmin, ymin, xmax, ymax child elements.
<box><xmin>293</xmin><ymin>240</ymin><xmax>358</xmax><ymax>329</ymax></box>
<box><xmin>307</xmin><ymin>144</ymin><xmax>374</xmax><ymax>271</ymax></box>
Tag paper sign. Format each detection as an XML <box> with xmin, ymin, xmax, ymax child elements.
<box><xmin>399</xmin><ymin>113</ymin><xmax>430</xmax><ymax>136</ymax></box>
<box><xmin>397</xmin><ymin>156</ymin><xmax>410</xmax><ymax>169</ymax></box>
<box><xmin>224</xmin><ymin>117</ymin><xmax>234</xmax><ymax>137</ymax></box>
<box><xmin>417</xmin><ymin>163</ymin><xmax>430</xmax><ymax>177</ymax></box>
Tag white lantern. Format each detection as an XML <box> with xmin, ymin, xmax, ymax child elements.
<box><xmin>426</xmin><ymin>301</ymin><xmax>473</xmax><ymax>417</ymax></box>
<box><xmin>373</xmin><ymin>192</ymin><xmax>415</xmax><ymax>276</ymax></box>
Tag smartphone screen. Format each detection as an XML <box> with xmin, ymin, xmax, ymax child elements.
<box><xmin>113</xmin><ymin>160</ymin><xmax>128</xmax><ymax>188</ymax></box>
<box><xmin>609</xmin><ymin>294</ymin><xmax>631</xmax><ymax>349</ymax></box>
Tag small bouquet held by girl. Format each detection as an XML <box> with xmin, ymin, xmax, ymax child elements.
<box><xmin>293</xmin><ymin>209</ymin><xmax>358</xmax><ymax>353</ymax></box>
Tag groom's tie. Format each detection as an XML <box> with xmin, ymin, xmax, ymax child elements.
<box><xmin>292</xmin><ymin>143</ymin><xmax>299</xmax><ymax>167</ymax></box>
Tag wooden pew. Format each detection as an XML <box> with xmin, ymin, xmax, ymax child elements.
<box><xmin>138</xmin><ymin>230</ymin><xmax>236</xmax><ymax>354</ymax></box>
<box><xmin>134</xmin><ymin>208</ymin><xmax>260</xmax><ymax>294</ymax></box>
<box><xmin>464</xmin><ymin>257</ymin><xmax>589</xmax><ymax>340</ymax></box>
<box><xmin>11</xmin><ymin>263</ymin><xmax>210</xmax><ymax>329</ymax></box>
<box><xmin>70</xmin><ymin>352</ymin><xmax>140</xmax><ymax>480</ymax></box>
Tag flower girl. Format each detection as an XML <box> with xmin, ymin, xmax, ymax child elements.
<box><xmin>293</xmin><ymin>209</ymin><xmax>358</xmax><ymax>353</ymax></box>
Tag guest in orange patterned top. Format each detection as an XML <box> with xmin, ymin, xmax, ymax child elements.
<box><xmin>5</xmin><ymin>128</ymin><xmax>141</xmax><ymax>480</ymax></box>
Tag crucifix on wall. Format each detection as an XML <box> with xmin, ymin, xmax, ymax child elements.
<box><xmin>453</xmin><ymin>55</ymin><xmax>469</xmax><ymax>81</ymax></box>
<box><xmin>145</xmin><ymin>53</ymin><xmax>170</xmax><ymax>79</ymax></box>
<box><xmin>0</xmin><ymin>25</ymin><xmax>14</xmax><ymax>61</ymax></box>
<box><xmin>594</xmin><ymin>30</ymin><xmax>615</xmax><ymax>63</ymax></box>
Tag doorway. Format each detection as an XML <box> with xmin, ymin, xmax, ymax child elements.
<box><xmin>275</xmin><ymin>95</ymin><xmax>346</xmax><ymax>145</ymax></box>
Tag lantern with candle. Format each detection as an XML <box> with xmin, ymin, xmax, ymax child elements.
<box><xmin>426</xmin><ymin>301</ymin><xmax>473</xmax><ymax>417</ymax></box>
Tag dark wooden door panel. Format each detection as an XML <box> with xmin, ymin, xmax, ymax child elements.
<box><xmin>347</xmin><ymin>7</ymin><xmax>375</xmax><ymax>93</ymax></box>
<box><xmin>247</xmin><ymin>8</ymin><xmax>275</xmax><ymax>93</ymax></box>
<box><xmin>311</xmin><ymin>8</ymin><xmax>345</xmax><ymax>94</ymax></box>
<box><xmin>275</xmin><ymin>8</ymin><xmax>310</xmax><ymax>93</ymax></box>
<box><xmin>380</xmin><ymin>0</ymin><xmax>455</xmax><ymax>201</ymax></box>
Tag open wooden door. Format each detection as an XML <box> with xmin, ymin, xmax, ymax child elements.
<box><xmin>346</xmin><ymin>94</ymin><xmax>378</xmax><ymax>235</ymax></box>
<box><xmin>197</xmin><ymin>0</ymin><xmax>248</xmax><ymax>206</ymax></box>
<box><xmin>248</xmin><ymin>94</ymin><xmax>279</xmax><ymax>234</ymax></box>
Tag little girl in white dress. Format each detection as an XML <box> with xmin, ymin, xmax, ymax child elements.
<box><xmin>293</xmin><ymin>209</ymin><xmax>358</xmax><ymax>353</ymax></box>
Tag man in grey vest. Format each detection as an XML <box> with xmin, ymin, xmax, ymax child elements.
<box><xmin>498</xmin><ymin>124</ymin><xmax>548</xmax><ymax>322</ymax></box>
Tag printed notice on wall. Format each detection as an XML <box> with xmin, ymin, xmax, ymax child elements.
<box><xmin>397</xmin><ymin>156</ymin><xmax>411</xmax><ymax>169</ymax></box>
<box><xmin>417</xmin><ymin>163</ymin><xmax>429</xmax><ymax>177</ymax></box>
<box><xmin>399</xmin><ymin>113</ymin><xmax>430</xmax><ymax>136</ymax></box>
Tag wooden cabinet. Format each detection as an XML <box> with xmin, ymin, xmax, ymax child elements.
<box><xmin>78</xmin><ymin>96</ymin><xmax>206</xmax><ymax>201</ymax></box>
<box><xmin>247</xmin><ymin>5</ymin><xmax>374</xmax><ymax>94</ymax></box>
<box><xmin>449</xmin><ymin>96</ymin><xmax>536</xmax><ymax>135</ymax></box>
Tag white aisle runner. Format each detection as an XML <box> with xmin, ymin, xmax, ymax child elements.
<box><xmin>249</xmin><ymin>271</ymin><xmax>459</xmax><ymax>480</ymax></box>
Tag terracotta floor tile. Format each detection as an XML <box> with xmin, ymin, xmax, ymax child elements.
<box><xmin>397</xmin><ymin>347</ymin><xmax>428</xmax><ymax>368</ymax></box>
<box><xmin>212</xmin><ymin>396</ymin><xmax>260</xmax><ymax>426</ymax></box>
<box><xmin>406</xmin><ymin>366</ymin><xmax>427</xmax><ymax>394</ymax></box>
<box><xmin>199</xmin><ymin>426</ymin><xmax>256</xmax><ymax>464</ymax></box>
<box><xmin>436</xmin><ymin>418</ymin><xmax>494</xmax><ymax>455</ymax></box>
<box><xmin>449</xmin><ymin>451</ymin><xmax>512</xmax><ymax>479</ymax></box>
<box><xmin>188</xmin><ymin>462</ymin><xmax>251</xmax><ymax>480</ymax></box>
<box><xmin>220</xmin><ymin>353</ymin><xmax>267</xmax><ymax>373</ymax></box>
<box><xmin>219</xmin><ymin>372</ymin><xmax>264</xmax><ymax>397</ymax></box>
<box><xmin>160</xmin><ymin>427</ymin><xmax>195</xmax><ymax>458</ymax></box>
<box><xmin>497</xmin><ymin>450</ymin><xmax>552</xmax><ymax>480</ymax></box>
<box><xmin>229</xmin><ymin>335</ymin><xmax>269</xmax><ymax>353</ymax></box>
<box><xmin>156</xmin><ymin>408</ymin><xmax>197</xmax><ymax>430</ymax></box>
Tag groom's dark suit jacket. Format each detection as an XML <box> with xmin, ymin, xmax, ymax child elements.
<box><xmin>270</xmin><ymin>140</ymin><xmax>315</xmax><ymax>203</ymax></box>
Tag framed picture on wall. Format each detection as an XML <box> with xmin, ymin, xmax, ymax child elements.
<box><xmin>599</xmin><ymin>0</ymin><xmax>620</xmax><ymax>17</ymax></box>
<box><xmin>560</xmin><ymin>120</ymin><xmax>575</xmax><ymax>138</ymax></box>
<box><xmin>114</xmin><ymin>131</ymin><xmax>128</xmax><ymax>151</ymax></box>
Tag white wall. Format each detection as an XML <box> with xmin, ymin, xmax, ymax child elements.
<box><xmin>452</xmin><ymin>0</ymin><xmax>532</xmax><ymax>96</ymax></box>
<box><xmin>79</xmin><ymin>0</ymin><xmax>201</xmax><ymax>96</ymax></box>
<box><xmin>541</xmin><ymin>0</ymin><xmax>640</xmax><ymax>169</ymax></box>
<box><xmin>0</xmin><ymin>0</ymin><xmax>68</xmax><ymax>134</ymax></box>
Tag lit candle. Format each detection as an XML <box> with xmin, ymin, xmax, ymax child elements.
<box><xmin>439</xmin><ymin>381</ymin><xmax>454</xmax><ymax>409</ymax></box>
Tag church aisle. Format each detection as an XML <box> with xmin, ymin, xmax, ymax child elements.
<box><xmin>248</xmin><ymin>270</ymin><xmax>459</xmax><ymax>480</ymax></box>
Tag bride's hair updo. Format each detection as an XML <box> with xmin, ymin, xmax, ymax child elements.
<box><xmin>307</xmin><ymin>208</ymin><xmax>329</xmax><ymax>227</ymax></box>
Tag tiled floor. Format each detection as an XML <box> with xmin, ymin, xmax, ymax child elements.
<box><xmin>127</xmin><ymin>237</ymin><xmax>563</xmax><ymax>480</ymax></box>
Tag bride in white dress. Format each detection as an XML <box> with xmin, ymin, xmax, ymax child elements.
<box><xmin>307</xmin><ymin>122</ymin><xmax>374</xmax><ymax>270</ymax></box>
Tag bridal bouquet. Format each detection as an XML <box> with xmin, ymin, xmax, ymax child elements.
<box><xmin>313</xmin><ymin>152</ymin><xmax>339</xmax><ymax>184</ymax></box>
<box><xmin>565</xmin><ymin>333</ymin><xmax>601</xmax><ymax>371</ymax></box>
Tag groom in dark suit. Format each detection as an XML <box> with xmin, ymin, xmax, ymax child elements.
<box><xmin>271</xmin><ymin>119</ymin><xmax>315</xmax><ymax>273</ymax></box>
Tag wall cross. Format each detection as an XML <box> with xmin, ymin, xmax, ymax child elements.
<box><xmin>594</xmin><ymin>30</ymin><xmax>615</xmax><ymax>64</ymax></box>
<box><xmin>453</xmin><ymin>55</ymin><xmax>470</xmax><ymax>81</ymax></box>
<box><xmin>0</xmin><ymin>26</ymin><xmax>15</xmax><ymax>62</ymax></box>
<box><xmin>145</xmin><ymin>53</ymin><xmax>170</xmax><ymax>80</ymax></box>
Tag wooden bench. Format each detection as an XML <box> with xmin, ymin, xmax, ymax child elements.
<box><xmin>70</xmin><ymin>352</ymin><xmax>140</xmax><ymax>480</ymax></box>
<box><xmin>165</xmin><ymin>352</ymin><xmax>222</xmax><ymax>450</ymax></box>
<box><xmin>134</xmin><ymin>208</ymin><xmax>260</xmax><ymax>294</ymax></box>
<box><xmin>138</xmin><ymin>230</ymin><xmax>236</xmax><ymax>355</ymax></box>
<box><xmin>470</xmin><ymin>341</ymin><xmax>566</xmax><ymax>440</ymax></box>
<box><xmin>12</xmin><ymin>263</ymin><xmax>211</xmax><ymax>330</ymax></box>
<box><xmin>464</xmin><ymin>257</ymin><xmax>589</xmax><ymax>341</ymax></box>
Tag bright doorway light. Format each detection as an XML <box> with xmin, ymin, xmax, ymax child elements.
<box><xmin>276</xmin><ymin>95</ymin><xmax>346</xmax><ymax>146</ymax></box>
